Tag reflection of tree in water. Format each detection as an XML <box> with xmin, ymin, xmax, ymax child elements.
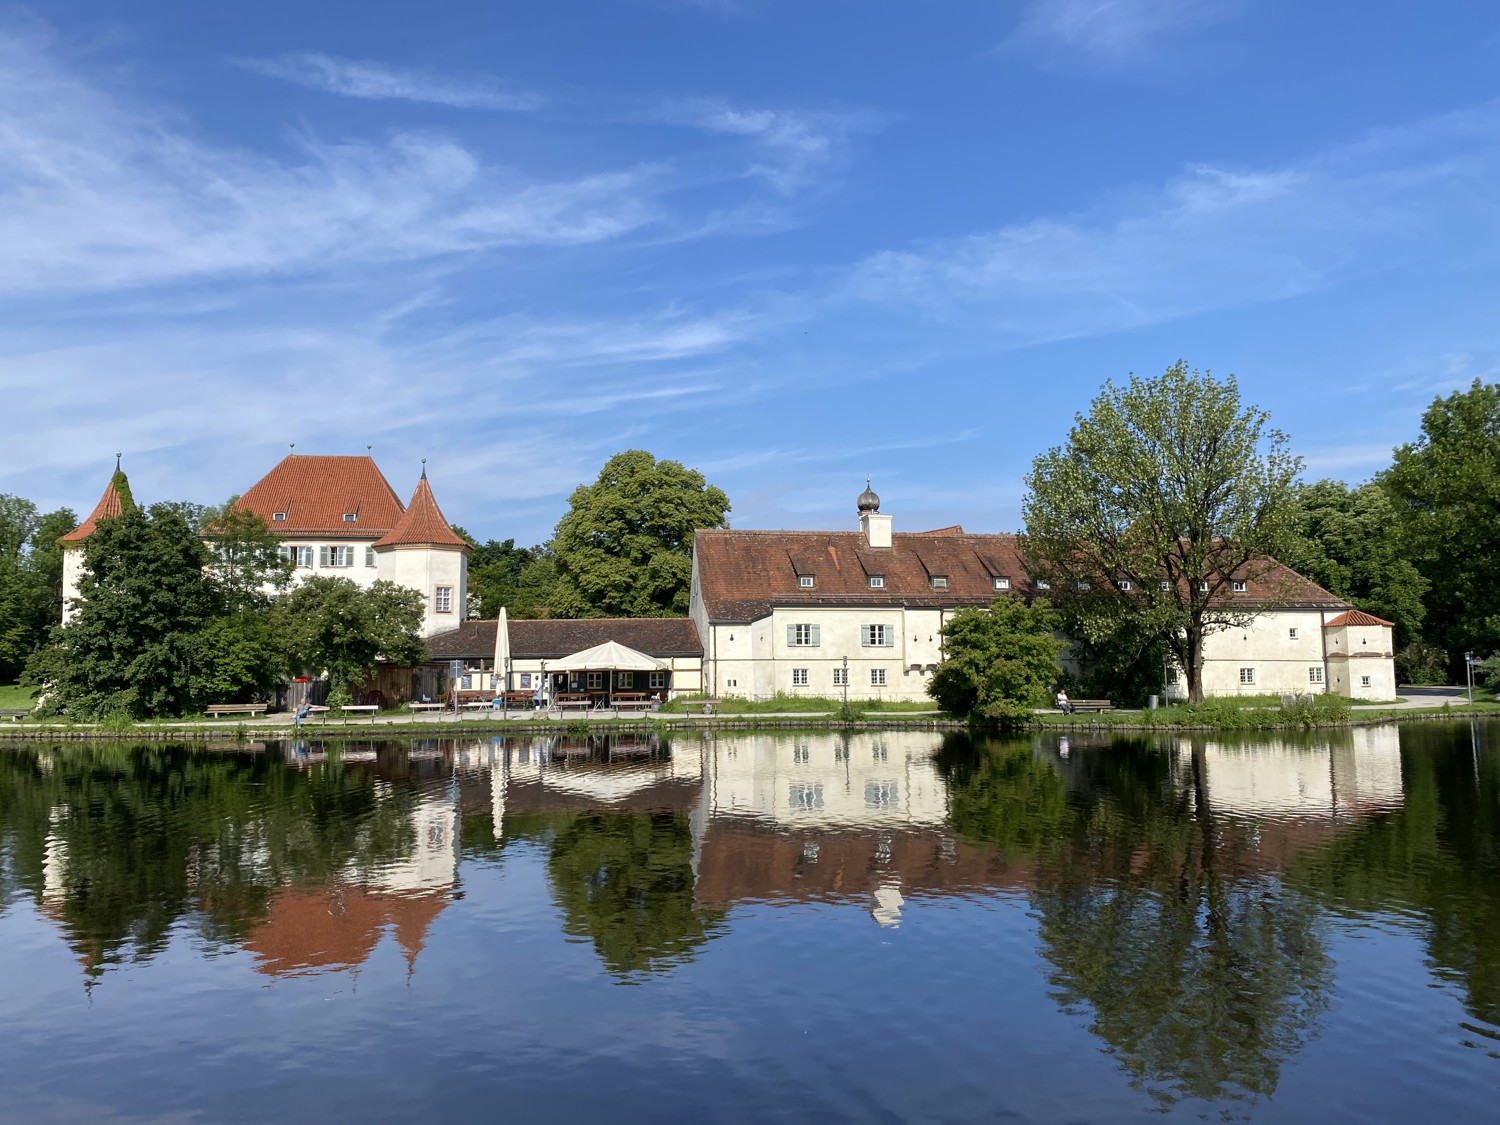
<box><xmin>0</xmin><ymin>744</ymin><xmax>421</xmax><ymax>977</ymax></box>
<box><xmin>941</xmin><ymin>733</ymin><xmax>1332</xmax><ymax>1108</ymax></box>
<box><xmin>543</xmin><ymin>810</ymin><xmax>725</xmax><ymax>980</ymax></box>
<box><xmin>1287</xmin><ymin>723</ymin><xmax>1500</xmax><ymax>1033</ymax></box>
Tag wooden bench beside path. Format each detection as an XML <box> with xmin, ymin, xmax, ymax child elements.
<box><xmin>0</xmin><ymin>708</ymin><xmax>29</xmax><ymax>723</ymax></box>
<box><xmin>1068</xmin><ymin>699</ymin><xmax>1114</xmax><ymax>713</ymax></box>
<box><xmin>206</xmin><ymin>702</ymin><xmax>269</xmax><ymax>718</ymax></box>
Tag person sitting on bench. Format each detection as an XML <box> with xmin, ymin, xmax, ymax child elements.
<box><xmin>1055</xmin><ymin>689</ymin><xmax>1074</xmax><ymax>715</ymax></box>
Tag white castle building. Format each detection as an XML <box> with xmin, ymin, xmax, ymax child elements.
<box><xmin>60</xmin><ymin>453</ymin><xmax>469</xmax><ymax>640</ymax></box>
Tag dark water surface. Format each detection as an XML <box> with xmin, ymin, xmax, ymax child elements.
<box><xmin>2</xmin><ymin>724</ymin><xmax>1497</xmax><ymax>1123</ymax></box>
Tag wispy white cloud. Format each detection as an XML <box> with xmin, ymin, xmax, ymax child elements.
<box><xmin>839</xmin><ymin>107</ymin><xmax>1500</xmax><ymax>346</ymax></box>
<box><xmin>237</xmin><ymin>52</ymin><xmax>541</xmax><ymax>111</ymax></box>
<box><xmin>1006</xmin><ymin>0</ymin><xmax>1237</xmax><ymax>63</ymax></box>
<box><xmin>664</xmin><ymin>100</ymin><xmax>863</xmax><ymax>193</ymax></box>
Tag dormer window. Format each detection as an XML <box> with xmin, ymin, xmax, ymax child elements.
<box><xmin>1199</xmin><ymin>580</ymin><xmax>1211</xmax><ymax>592</ymax></box>
<box><xmin>1076</xmin><ymin>580</ymin><xmax>1091</xmax><ymax>591</ymax></box>
<box><xmin>869</xmin><ymin>576</ymin><xmax>885</xmax><ymax>589</ymax></box>
<box><xmin>799</xmin><ymin>575</ymin><xmax>815</xmax><ymax>588</ymax></box>
<box><xmin>272</xmin><ymin>512</ymin><xmax>287</xmax><ymax>522</ymax></box>
<box><xmin>930</xmin><ymin>576</ymin><xmax>948</xmax><ymax>590</ymax></box>
<box><xmin>1035</xmin><ymin>579</ymin><xmax>1050</xmax><ymax>590</ymax></box>
<box><xmin>1231</xmin><ymin>579</ymin><xmax>1247</xmax><ymax>593</ymax></box>
<box><xmin>1117</xmin><ymin>580</ymin><xmax>1131</xmax><ymax>591</ymax></box>
<box><xmin>343</xmin><ymin>512</ymin><xmax>358</xmax><ymax>523</ymax></box>
<box><xmin>993</xmin><ymin>577</ymin><xmax>1010</xmax><ymax>590</ymax></box>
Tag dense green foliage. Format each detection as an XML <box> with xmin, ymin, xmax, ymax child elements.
<box><xmin>32</xmin><ymin>502</ymin><xmax>216</xmax><ymax>719</ymax></box>
<box><xmin>1023</xmin><ymin>363</ymin><xmax>1303</xmax><ymax>704</ymax></box>
<box><xmin>274</xmin><ymin>576</ymin><xmax>426</xmax><ymax>694</ymax></box>
<box><xmin>458</xmin><ymin>531</ymin><xmax>558</xmax><ymax>619</ymax></box>
<box><xmin>550</xmin><ymin>450</ymin><xmax>729</xmax><ymax>617</ymax></box>
<box><xmin>1282</xmin><ymin>479</ymin><xmax>1428</xmax><ymax>646</ymax></box>
<box><xmin>0</xmin><ymin>494</ymin><xmax>77</xmax><ymax>681</ymax></box>
<box><xmin>1382</xmin><ymin>379</ymin><xmax>1500</xmax><ymax>667</ymax></box>
<box><xmin>928</xmin><ymin>597</ymin><xmax>1064</xmax><ymax>726</ymax></box>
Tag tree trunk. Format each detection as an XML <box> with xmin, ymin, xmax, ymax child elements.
<box><xmin>1186</xmin><ymin>623</ymin><xmax>1206</xmax><ymax>704</ymax></box>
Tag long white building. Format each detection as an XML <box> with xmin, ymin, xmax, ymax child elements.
<box><xmin>688</xmin><ymin>484</ymin><xmax>1397</xmax><ymax>702</ymax></box>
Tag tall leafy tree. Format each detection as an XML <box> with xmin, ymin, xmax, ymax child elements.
<box><xmin>1281</xmin><ymin>479</ymin><xmax>1428</xmax><ymax>646</ymax></box>
<box><xmin>456</xmin><ymin>530</ymin><xmax>558</xmax><ymax>619</ymax></box>
<box><xmin>550</xmin><ymin>450</ymin><xmax>730</xmax><ymax>617</ymax></box>
<box><xmin>1381</xmin><ymin>379</ymin><xmax>1500</xmax><ymax>664</ymax></box>
<box><xmin>274</xmin><ymin>576</ymin><xmax>426</xmax><ymax>693</ymax></box>
<box><xmin>36</xmin><ymin>503</ymin><xmax>214</xmax><ymax>718</ymax></box>
<box><xmin>202</xmin><ymin>499</ymin><xmax>294</xmax><ymax>613</ymax></box>
<box><xmin>1022</xmin><ymin>363</ymin><xmax>1303</xmax><ymax>703</ymax></box>
<box><xmin>928</xmin><ymin>597</ymin><xmax>1064</xmax><ymax>725</ymax></box>
<box><xmin>0</xmin><ymin>496</ymin><xmax>76</xmax><ymax>680</ymax></box>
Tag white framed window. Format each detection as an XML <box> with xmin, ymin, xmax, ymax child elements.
<box><xmin>1117</xmin><ymin>579</ymin><xmax>1131</xmax><ymax>591</ymax></box>
<box><xmin>792</xmin><ymin>668</ymin><xmax>809</xmax><ymax>686</ymax></box>
<box><xmin>1232</xmin><ymin>580</ymin><xmax>1247</xmax><ymax>593</ymax></box>
<box><xmin>1159</xmin><ymin>580</ymin><xmax>1171</xmax><ymax>591</ymax></box>
<box><xmin>1199</xmin><ymin>580</ymin><xmax>1211</xmax><ymax>592</ymax></box>
<box><xmin>1076</xmin><ymin>580</ymin><xmax>1091</xmax><ymax>591</ymax></box>
<box><xmin>861</xmin><ymin>624</ymin><xmax>893</xmax><ymax>647</ymax></box>
<box><xmin>617</xmin><ymin>671</ymin><xmax>635</xmax><ymax>688</ymax></box>
<box><xmin>435</xmin><ymin>586</ymin><xmax>453</xmax><ymax>613</ymax></box>
<box><xmin>365</xmin><ymin>547</ymin><xmax>376</xmax><ymax>567</ymax></box>
<box><xmin>993</xmin><ymin>576</ymin><xmax>1010</xmax><ymax>590</ymax></box>
<box><xmin>832</xmin><ymin>667</ymin><xmax>848</xmax><ymax>686</ymax></box>
<box><xmin>930</xmin><ymin>576</ymin><xmax>948</xmax><ymax>590</ymax></box>
<box><xmin>1309</xmin><ymin>667</ymin><xmax>1324</xmax><ymax>684</ymax></box>
<box><xmin>1035</xmin><ymin>579</ymin><xmax>1050</xmax><ymax>590</ymax></box>
<box><xmin>868</xmin><ymin>575</ymin><xmax>885</xmax><ymax>589</ymax></box>
<box><xmin>343</xmin><ymin>512</ymin><xmax>358</xmax><ymax>523</ymax></box>
<box><xmin>272</xmin><ymin>511</ymin><xmax>287</xmax><ymax>522</ymax></box>
<box><xmin>320</xmin><ymin>545</ymin><xmax>354</xmax><ymax>568</ymax></box>
<box><xmin>787</xmin><ymin>624</ymin><xmax>820</xmax><ymax>647</ymax></box>
<box><xmin>648</xmin><ymin>671</ymin><xmax>667</xmax><ymax>689</ymax></box>
<box><xmin>870</xmin><ymin>668</ymin><xmax>887</xmax><ymax>686</ymax></box>
<box><xmin>798</xmin><ymin>575</ymin><xmax>815</xmax><ymax>588</ymax></box>
<box><xmin>1361</xmin><ymin>675</ymin><xmax>1372</xmax><ymax>688</ymax></box>
<box><xmin>586</xmin><ymin>671</ymin><xmax>605</xmax><ymax>690</ymax></box>
<box><xmin>291</xmin><ymin>546</ymin><xmax>313</xmax><ymax>568</ymax></box>
<box><xmin>1239</xmin><ymin>667</ymin><xmax>1256</xmax><ymax>685</ymax></box>
<box><xmin>1289</xmin><ymin>627</ymin><xmax>1299</xmax><ymax>640</ymax></box>
<box><xmin>726</xmin><ymin>679</ymin><xmax>737</xmax><ymax>688</ymax></box>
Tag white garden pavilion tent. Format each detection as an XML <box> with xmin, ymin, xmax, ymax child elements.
<box><xmin>549</xmin><ymin>640</ymin><xmax>667</xmax><ymax>705</ymax></box>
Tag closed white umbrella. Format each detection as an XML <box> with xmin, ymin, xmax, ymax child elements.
<box><xmin>492</xmin><ymin>608</ymin><xmax>510</xmax><ymax>703</ymax></box>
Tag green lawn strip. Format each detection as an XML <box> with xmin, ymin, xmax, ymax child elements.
<box><xmin>0</xmin><ymin>683</ymin><xmax>39</xmax><ymax>710</ymax></box>
<box><xmin>658</xmin><ymin>693</ymin><xmax>935</xmax><ymax>715</ymax></box>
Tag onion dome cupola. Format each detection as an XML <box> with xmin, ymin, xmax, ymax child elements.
<box><xmin>856</xmin><ymin>477</ymin><xmax>881</xmax><ymax>514</ymax></box>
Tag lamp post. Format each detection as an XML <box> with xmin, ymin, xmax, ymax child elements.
<box><xmin>1466</xmin><ymin>652</ymin><xmax>1475</xmax><ymax>707</ymax></box>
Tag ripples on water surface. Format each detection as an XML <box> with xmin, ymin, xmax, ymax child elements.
<box><xmin>1</xmin><ymin>723</ymin><xmax>1497</xmax><ymax>1123</ymax></box>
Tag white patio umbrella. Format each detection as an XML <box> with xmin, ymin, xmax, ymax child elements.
<box><xmin>548</xmin><ymin>640</ymin><xmax>666</xmax><ymax>673</ymax></box>
<box><xmin>492</xmin><ymin>607</ymin><xmax>511</xmax><ymax>698</ymax></box>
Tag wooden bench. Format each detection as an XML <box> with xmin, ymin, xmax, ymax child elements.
<box><xmin>340</xmin><ymin>704</ymin><xmax>379</xmax><ymax>723</ymax></box>
<box><xmin>554</xmin><ymin>695</ymin><xmax>597</xmax><ymax>713</ymax></box>
<box><xmin>0</xmin><ymin>708</ymin><xmax>29</xmax><ymax>722</ymax></box>
<box><xmin>1067</xmin><ymin>699</ymin><xmax>1114</xmax><ymax>713</ymax></box>
<box><xmin>697</xmin><ymin>698</ymin><xmax>722</xmax><ymax>715</ymax></box>
<box><xmin>407</xmin><ymin>701</ymin><xmax>445</xmax><ymax>714</ymax></box>
<box><xmin>611</xmin><ymin>695</ymin><xmax>660</xmax><ymax>712</ymax></box>
<box><xmin>206</xmin><ymin>702</ymin><xmax>269</xmax><ymax>718</ymax></box>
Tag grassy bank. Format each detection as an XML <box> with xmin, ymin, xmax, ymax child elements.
<box><xmin>1036</xmin><ymin>694</ymin><xmax>1500</xmax><ymax>731</ymax></box>
<box><xmin>0</xmin><ymin>683</ymin><xmax>38</xmax><ymax>711</ymax></box>
<box><xmin>658</xmin><ymin>692</ymin><xmax>938</xmax><ymax>715</ymax></box>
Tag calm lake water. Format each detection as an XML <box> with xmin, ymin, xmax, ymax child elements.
<box><xmin>2</xmin><ymin>723</ymin><xmax>1497</xmax><ymax>1123</ymax></box>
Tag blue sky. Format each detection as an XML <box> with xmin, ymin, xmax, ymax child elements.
<box><xmin>4</xmin><ymin>1</ymin><xmax>1498</xmax><ymax>544</ymax></box>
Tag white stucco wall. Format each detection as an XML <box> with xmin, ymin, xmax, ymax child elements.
<box><xmin>60</xmin><ymin>546</ymin><xmax>84</xmax><ymax>625</ymax></box>
<box><xmin>377</xmin><ymin>545</ymin><xmax>467</xmax><ymax>639</ymax></box>
<box><xmin>1195</xmin><ymin>609</ymin><xmax>1333</xmax><ymax>697</ymax></box>
<box><xmin>1326</xmin><ymin>623</ymin><xmax>1397</xmax><ymax>700</ymax></box>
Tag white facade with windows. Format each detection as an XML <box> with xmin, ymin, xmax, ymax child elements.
<box><xmin>690</xmin><ymin>486</ymin><xmax>1400</xmax><ymax>704</ymax></box>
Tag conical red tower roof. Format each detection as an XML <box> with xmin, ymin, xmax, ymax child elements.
<box><xmin>59</xmin><ymin>469</ymin><xmax>132</xmax><ymax>544</ymax></box>
<box><xmin>373</xmin><ymin>473</ymin><xmax>469</xmax><ymax>550</ymax></box>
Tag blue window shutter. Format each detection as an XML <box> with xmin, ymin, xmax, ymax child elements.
<box><xmin>886</xmin><ymin>628</ymin><xmax>895</xmax><ymax>647</ymax></box>
<box><xmin>787</xmin><ymin>624</ymin><xmax>797</xmax><ymax>646</ymax></box>
<box><xmin>318</xmin><ymin>546</ymin><xmax>329</xmax><ymax>567</ymax></box>
<box><xmin>861</xmin><ymin>625</ymin><xmax>871</xmax><ymax>647</ymax></box>
<box><xmin>810</xmin><ymin>625</ymin><xmax>820</xmax><ymax>647</ymax></box>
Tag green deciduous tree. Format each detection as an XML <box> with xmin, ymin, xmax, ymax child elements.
<box><xmin>1381</xmin><ymin>378</ymin><xmax>1500</xmax><ymax>665</ymax></box>
<box><xmin>0</xmin><ymin>496</ymin><xmax>77</xmax><ymax>681</ymax></box>
<box><xmin>550</xmin><ymin>450</ymin><xmax>729</xmax><ymax>617</ymax></box>
<box><xmin>457</xmin><ymin>531</ymin><xmax>558</xmax><ymax>619</ymax></box>
<box><xmin>1022</xmin><ymin>363</ymin><xmax>1303</xmax><ymax>704</ymax></box>
<box><xmin>202</xmin><ymin>499</ymin><xmax>294</xmax><ymax>613</ymax></box>
<box><xmin>274</xmin><ymin>576</ymin><xmax>426</xmax><ymax>693</ymax></box>
<box><xmin>34</xmin><ymin>503</ymin><xmax>214</xmax><ymax>719</ymax></box>
<box><xmin>1281</xmin><ymin>479</ymin><xmax>1427</xmax><ymax>647</ymax></box>
<box><xmin>928</xmin><ymin>597</ymin><xmax>1064</xmax><ymax>725</ymax></box>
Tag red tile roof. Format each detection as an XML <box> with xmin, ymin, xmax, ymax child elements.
<box><xmin>426</xmin><ymin>617</ymin><xmax>703</xmax><ymax>660</ymax></box>
<box><xmin>693</xmin><ymin>529</ymin><xmax>1349</xmax><ymax>622</ymax></box>
<box><xmin>1324</xmin><ymin>609</ymin><xmax>1395</xmax><ymax>629</ymax></box>
<box><xmin>59</xmin><ymin>472</ymin><xmax>128</xmax><ymax>544</ymax></box>
<box><xmin>374</xmin><ymin>475</ymin><xmax>469</xmax><ymax>550</ymax></box>
<box><xmin>235</xmin><ymin>454</ymin><xmax>405</xmax><ymax>538</ymax></box>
